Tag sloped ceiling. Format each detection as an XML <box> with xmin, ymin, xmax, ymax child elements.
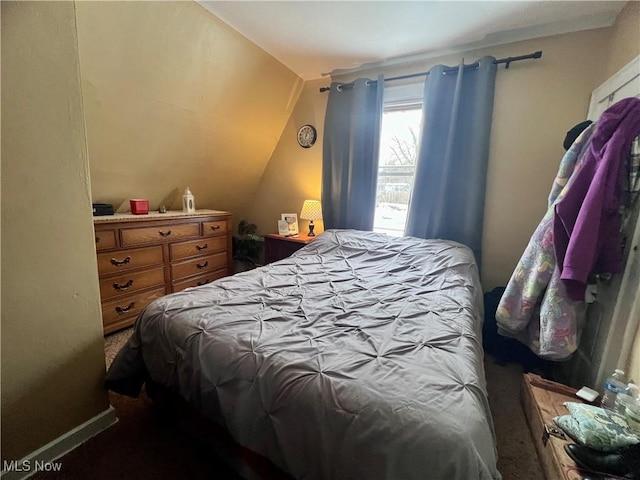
<box><xmin>198</xmin><ymin>1</ymin><xmax>626</xmax><ymax>80</ymax></box>
<box><xmin>76</xmin><ymin>1</ymin><xmax>303</xmax><ymax>217</ymax></box>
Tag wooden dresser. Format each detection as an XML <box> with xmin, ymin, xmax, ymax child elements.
<box><xmin>94</xmin><ymin>210</ymin><xmax>232</xmax><ymax>334</ymax></box>
<box><xmin>521</xmin><ymin>373</ymin><xmax>590</xmax><ymax>480</ymax></box>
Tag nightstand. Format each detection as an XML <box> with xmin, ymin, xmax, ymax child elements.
<box><xmin>521</xmin><ymin>373</ymin><xmax>589</xmax><ymax>480</ymax></box>
<box><xmin>264</xmin><ymin>233</ymin><xmax>315</xmax><ymax>264</ymax></box>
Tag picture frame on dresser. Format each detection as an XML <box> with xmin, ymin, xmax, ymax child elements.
<box><xmin>281</xmin><ymin>213</ymin><xmax>298</xmax><ymax>235</ymax></box>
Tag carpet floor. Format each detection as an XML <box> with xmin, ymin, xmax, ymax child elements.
<box><xmin>31</xmin><ymin>328</ymin><xmax>544</xmax><ymax>480</ymax></box>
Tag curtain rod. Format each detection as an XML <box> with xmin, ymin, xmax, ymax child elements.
<box><xmin>318</xmin><ymin>50</ymin><xmax>542</xmax><ymax>92</ymax></box>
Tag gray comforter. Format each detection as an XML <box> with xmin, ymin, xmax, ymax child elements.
<box><xmin>106</xmin><ymin>229</ymin><xmax>500</xmax><ymax>479</ymax></box>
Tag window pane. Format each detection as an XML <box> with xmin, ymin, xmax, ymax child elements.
<box><xmin>374</xmin><ymin>108</ymin><xmax>422</xmax><ymax>236</ymax></box>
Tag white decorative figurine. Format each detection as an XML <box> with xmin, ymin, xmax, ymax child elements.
<box><xmin>182</xmin><ymin>187</ymin><xmax>195</xmax><ymax>213</ymax></box>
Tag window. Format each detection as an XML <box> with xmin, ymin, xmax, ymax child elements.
<box><xmin>373</xmin><ymin>83</ymin><xmax>423</xmax><ymax>236</ymax></box>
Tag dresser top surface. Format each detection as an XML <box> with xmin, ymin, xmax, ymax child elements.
<box><xmin>93</xmin><ymin>209</ymin><xmax>230</xmax><ymax>224</ymax></box>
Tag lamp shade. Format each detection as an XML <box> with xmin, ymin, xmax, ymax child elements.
<box><xmin>300</xmin><ymin>200</ymin><xmax>323</xmax><ymax>220</ymax></box>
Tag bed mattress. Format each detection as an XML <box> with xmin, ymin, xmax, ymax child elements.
<box><xmin>106</xmin><ymin>229</ymin><xmax>500</xmax><ymax>479</ymax></box>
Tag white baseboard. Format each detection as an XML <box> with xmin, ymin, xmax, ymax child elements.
<box><xmin>1</xmin><ymin>407</ymin><xmax>118</xmax><ymax>480</ymax></box>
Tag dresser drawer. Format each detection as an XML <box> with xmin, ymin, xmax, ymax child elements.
<box><xmin>101</xmin><ymin>286</ymin><xmax>165</xmax><ymax>332</ymax></box>
<box><xmin>172</xmin><ymin>269</ymin><xmax>227</xmax><ymax>293</ymax></box>
<box><xmin>99</xmin><ymin>266</ymin><xmax>165</xmax><ymax>301</ymax></box>
<box><xmin>121</xmin><ymin>222</ymin><xmax>200</xmax><ymax>246</ymax></box>
<box><xmin>202</xmin><ymin>219</ymin><xmax>228</xmax><ymax>237</ymax></box>
<box><xmin>171</xmin><ymin>252</ymin><xmax>227</xmax><ymax>280</ymax></box>
<box><xmin>95</xmin><ymin>229</ymin><xmax>117</xmax><ymax>251</ymax></box>
<box><xmin>97</xmin><ymin>245</ymin><xmax>163</xmax><ymax>276</ymax></box>
<box><xmin>170</xmin><ymin>236</ymin><xmax>227</xmax><ymax>261</ymax></box>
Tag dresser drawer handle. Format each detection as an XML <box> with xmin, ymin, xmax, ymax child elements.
<box><xmin>113</xmin><ymin>279</ymin><xmax>134</xmax><ymax>291</ymax></box>
<box><xmin>196</xmin><ymin>261</ymin><xmax>209</xmax><ymax>269</ymax></box>
<box><xmin>159</xmin><ymin>230</ymin><xmax>172</xmax><ymax>237</ymax></box>
<box><xmin>210</xmin><ymin>225</ymin><xmax>221</xmax><ymax>231</ymax></box>
<box><xmin>95</xmin><ymin>236</ymin><xmax>100</xmax><ymax>244</ymax></box>
<box><xmin>111</xmin><ymin>256</ymin><xmax>131</xmax><ymax>267</ymax></box>
<box><xmin>115</xmin><ymin>302</ymin><xmax>135</xmax><ymax>314</ymax></box>
<box><xmin>197</xmin><ymin>279</ymin><xmax>210</xmax><ymax>286</ymax></box>
<box><xmin>196</xmin><ymin>244</ymin><xmax>208</xmax><ymax>251</ymax></box>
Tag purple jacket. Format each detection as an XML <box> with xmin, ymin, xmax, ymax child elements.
<box><xmin>554</xmin><ymin>97</ymin><xmax>640</xmax><ymax>301</ymax></box>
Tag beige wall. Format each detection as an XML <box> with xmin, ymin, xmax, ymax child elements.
<box><xmin>602</xmin><ymin>1</ymin><xmax>640</xmax><ymax>82</ymax></box>
<box><xmin>75</xmin><ymin>1</ymin><xmax>303</xmax><ymax>218</ymax></box>
<box><xmin>1</xmin><ymin>1</ymin><xmax>109</xmax><ymax>461</ymax></box>
<box><xmin>246</xmin><ymin>79</ymin><xmax>328</xmax><ymax>235</ymax></box>
<box><xmin>480</xmin><ymin>30</ymin><xmax>609</xmax><ymax>290</ymax></box>
<box><xmin>254</xmin><ymin>28</ymin><xmax>611</xmax><ymax>289</ymax></box>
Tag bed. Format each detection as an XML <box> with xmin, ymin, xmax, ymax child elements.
<box><xmin>106</xmin><ymin>229</ymin><xmax>500</xmax><ymax>479</ymax></box>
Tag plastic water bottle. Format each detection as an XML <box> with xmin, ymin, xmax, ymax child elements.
<box><xmin>601</xmin><ymin>369</ymin><xmax>627</xmax><ymax>410</ymax></box>
<box><xmin>626</xmin><ymin>398</ymin><xmax>640</xmax><ymax>433</ymax></box>
<box><xmin>614</xmin><ymin>382</ymin><xmax>639</xmax><ymax>414</ymax></box>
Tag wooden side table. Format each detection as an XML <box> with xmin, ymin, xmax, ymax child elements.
<box><xmin>521</xmin><ymin>373</ymin><xmax>591</xmax><ymax>480</ymax></box>
<box><xmin>263</xmin><ymin>233</ymin><xmax>315</xmax><ymax>264</ymax></box>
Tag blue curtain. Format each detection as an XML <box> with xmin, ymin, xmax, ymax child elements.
<box><xmin>322</xmin><ymin>76</ymin><xmax>384</xmax><ymax>230</ymax></box>
<box><xmin>405</xmin><ymin>57</ymin><xmax>497</xmax><ymax>264</ymax></box>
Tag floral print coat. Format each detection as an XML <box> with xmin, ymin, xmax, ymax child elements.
<box><xmin>495</xmin><ymin>125</ymin><xmax>595</xmax><ymax>360</ymax></box>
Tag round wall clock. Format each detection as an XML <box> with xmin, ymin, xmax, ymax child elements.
<box><xmin>297</xmin><ymin>124</ymin><xmax>317</xmax><ymax>148</ymax></box>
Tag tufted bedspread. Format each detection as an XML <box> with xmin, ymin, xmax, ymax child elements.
<box><xmin>106</xmin><ymin>229</ymin><xmax>500</xmax><ymax>479</ymax></box>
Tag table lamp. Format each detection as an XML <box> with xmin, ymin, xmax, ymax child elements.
<box><xmin>300</xmin><ymin>200</ymin><xmax>323</xmax><ymax>236</ymax></box>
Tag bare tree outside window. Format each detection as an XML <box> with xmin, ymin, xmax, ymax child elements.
<box><xmin>374</xmin><ymin>109</ymin><xmax>422</xmax><ymax>236</ymax></box>
<box><xmin>388</xmin><ymin>126</ymin><xmax>418</xmax><ymax>166</ymax></box>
